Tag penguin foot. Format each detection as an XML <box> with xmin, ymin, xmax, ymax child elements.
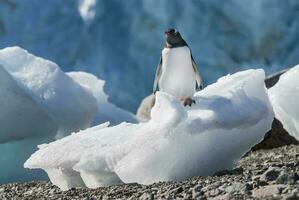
<box><xmin>183</xmin><ymin>97</ymin><xmax>196</xmax><ymax>107</ymax></box>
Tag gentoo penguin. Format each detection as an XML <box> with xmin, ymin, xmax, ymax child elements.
<box><xmin>153</xmin><ymin>28</ymin><xmax>203</xmax><ymax>106</ymax></box>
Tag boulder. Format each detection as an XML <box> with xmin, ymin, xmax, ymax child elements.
<box><xmin>252</xmin><ymin>69</ymin><xmax>299</xmax><ymax>151</ymax></box>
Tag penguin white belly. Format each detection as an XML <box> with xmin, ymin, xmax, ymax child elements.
<box><xmin>159</xmin><ymin>47</ymin><xmax>196</xmax><ymax>99</ymax></box>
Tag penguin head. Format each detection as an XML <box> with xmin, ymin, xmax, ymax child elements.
<box><xmin>164</xmin><ymin>28</ymin><xmax>187</xmax><ymax>48</ymax></box>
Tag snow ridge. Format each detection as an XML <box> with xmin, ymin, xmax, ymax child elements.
<box><xmin>25</xmin><ymin>69</ymin><xmax>274</xmax><ymax>190</ymax></box>
<box><xmin>0</xmin><ymin>46</ymin><xmax>136</xmax><ymax>184</ymax></box>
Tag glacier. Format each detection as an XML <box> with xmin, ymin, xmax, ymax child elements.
<box><xmin>1</xmin><ymin>0</ymin><xmax>299</xmax><ymax>112</ymax></box>
<box><xmin>25</xmin><ymin>69</ymin><xmax>274</xmax><ymax>190</ymax></box>
<box><xmin>269</xmin><ymin>64</ymin><xmax>299</xmax><ymax>141</ymax></box>
<box><xmin>0</xmin><ymin>46</ymin><xmax>136</xmax><ymax>183</ymax></box>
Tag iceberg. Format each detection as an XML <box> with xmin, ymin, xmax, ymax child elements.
<box><xmin>0</xmin><ymin>64</ymin><xmax>56</xmax><ymax>143</ymax></box>
<box><xmin>67</xmin><ymin>71</ymin><xmax>137</xmax><ymax>126</ymax></box>
<box><xmin>25</xmin><ymin>69</ymin><xmax>274</xmax><ymax>190</ymax></box>
<box><xmin>0</xmin><ymin>47</ymin><xmax>98</xmax><ymax>137</ymax></box>
<box><xmin>269</xmin><ymin>64</ymin><xmax>299</xmax><ymax>141</ymax></box>
<box><xmin>0</xmin><ymin>46</ymin><xmax>136</xmax><ymax>183</ymax></box>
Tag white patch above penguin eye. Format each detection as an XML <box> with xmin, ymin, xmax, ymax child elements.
<box><xmin>174</xmin><ymin>29</ymin><xmax>178</xmax><ymax>36</ymax></box>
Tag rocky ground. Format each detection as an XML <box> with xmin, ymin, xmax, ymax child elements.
<box><xmin>1</xmin><ymin>145</ymin><xmax>298</xmax><ymax>200</ymax></box>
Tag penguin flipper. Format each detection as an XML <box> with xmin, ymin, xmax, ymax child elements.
<box><xmin>191</xmin><ymin>54</ymin><xmax>203</xmax><ymax>91</ymax></box>
<box><xmin>153</xmin><ymin>56</ymin><xmax>163</xmax><ymax>94</ymax></box>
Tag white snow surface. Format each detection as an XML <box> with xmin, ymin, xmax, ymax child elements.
<box><xmin>0</xmin><ymin>46</ymin><xmax>137</xmax><ymax>183</ymax></box>
<box><xmin>67</xmin><ymin>71</ymin><xmax>137</xmax><ymax>126</ymax></box>
<box><xmin>269</xmin><ymin>64</ymin><xmax>299</xmax><ymax>141</ymax></box>
<box><xmin>0</xmin><ymin>46</ymin><xmax>98</xmax><ymax>137</ymax></box>
<box><xmin>0</xmin><ymin>64</ymin><xmax>56</xmax><ymax>143</ymax></box>
<box><xmin>25</xmin><ymin>69</ymin><xmax>274</xmax><ymax>190</ymax></box>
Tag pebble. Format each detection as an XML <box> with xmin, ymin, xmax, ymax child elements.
<box><xmin>260</xmin><ymin>166</ymin><xmax>283</xmax><ymax>182</ymax></box>
<box><xmin>284</xmin><ymin>188</ymin><xmax>299</xmax><ymax>200</ymax></box>
<box><xmin>0</xmin><ymin>145</ymin><xmax>298</xmax><ymax>200</ymax></box>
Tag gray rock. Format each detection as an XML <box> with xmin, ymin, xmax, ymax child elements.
<box><xmin>284</xmin><ymin>188</ymin><xmax>299</xmax><ymax>200</ymax></box>
<box><xmin>287</xmin><ymin>172</ymin><xmax>299</xmax><ymax>185</ymax></box>
<box><xmin>252</xmin><ymin>184</ymin><xmax>285</xmax><ymax>199</ymax></box>
<box><xmin>260</xmin><ymin>167</ymin><xmax>283</xmax><ymax>182</ymax></box>
<box><xmin>209</xmin><ymin>188</ymin><xmax>221</xmax><ymax>197</ymax></box>
<box><xmin>252</xmin><ymin>118</ymin><xmax>299</xmax><ymax>151</ymax></box>
<box><xmin>213</xmin><ymin>167</ymin><xmax>243</xmax><ymax>176</ymax></box>
<box><xmin>170</xmin><ymin>186</ymin><xmax>183</xmax><ymax>194</ymax></box>
<box><xmin>276</xmin><ymin>171</ymin><xmax>289</xmax><ymax>184</ymax></box>
<box><xmin>264</xmin><ymin>69</ymin><xmax>289</xmax><ymax>88</ymax></box>
<box><xmin>225</xmin><ymin>182</ymin><xmax>247</xmax><ymax>194</ymax></box>
<box><xmin>139</xmin><ymin>193</ymin><xmax>154</xmax><ymax>200</ymax></box>
<box><xmin>251</xmin><ymin>69</ymin><xmax>299</xmax><ymax>152</ymax></box>
<box><xmin>0</xmin><ymin>145</ymin><xmax>298</xmax><ymax>200</ymax></box>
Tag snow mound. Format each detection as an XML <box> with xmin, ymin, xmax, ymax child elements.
<box><xmin>269</xmin><ymin>64</ymin><xmax>299</xmax><ymax>141</ymax></box>
<box><xmin>0</xmin><ymin>46</ymin><xmax>136</xmax><ymax>183</ymax></box>
<box><xmin>0</xmin><ymin>46</ymin><xmax>98</xmax><ymax>137</ymax></box>
<box><xmin>25</xmin><ymin>69</ymin><xmax>274</xmax><ymax>190</ymax></box>
<box><xmin>67</xmin><ymin>71</ymin><xmax>137</xmax><ymax>126</ymax></box>
<box><xmin>0</xmin><ymin>64</ymin><xmax>57</xmax><ymax>143</ymax></box>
